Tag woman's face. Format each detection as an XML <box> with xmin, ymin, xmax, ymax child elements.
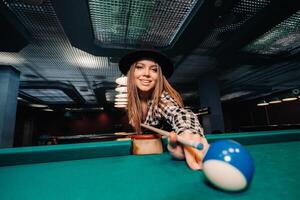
<box><xmin>133</xmin><ymin>60</ymin><xmax>159</xmax><ymax>93</ymax></box>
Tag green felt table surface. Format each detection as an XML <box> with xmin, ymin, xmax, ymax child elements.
<box><xmin>0</xmin><ymin>129</ymin><xmax>300</xmax><ymax>200</ymax></box>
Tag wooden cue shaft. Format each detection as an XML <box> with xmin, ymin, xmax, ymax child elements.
<box><xmin>141</xmin><ymin>123</ymin><xmax>203</xmax><ymax>150</ymax></box>
<box><xmin>141</xmin><ymin>123</ymin><xmax>170</xmax><ymax>137</ymax></box>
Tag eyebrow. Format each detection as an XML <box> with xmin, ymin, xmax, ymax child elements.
<box><xmin>135</xmin><ymin>62</ymin><xmax>158</xmax><ymax>68</ymax></box>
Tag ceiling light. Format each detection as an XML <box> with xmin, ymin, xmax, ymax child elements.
<box><xmin>43</xmin><ymin>108</ymin><xmax>54</xmax><ymax>112</ymax></box>
<box><xmin>115</xmin><ymin>98</ymin><xmax>128</xmax><ymax>102</ymax></box>
<box><xmin>115</xmin><ymin>86</ymin><xmax>127</xmax><ymax>93</ymax></box>
<box><xmin>29</xmin><ymin>103</ymin><xmax>48</xmax><ymax>108</ymax></box>
<box><xmin>17</xmin><ymin>97</ymin><xmax>28</xmax><ymax>102</ymax></box>
<box><xmin>269</xmin><ymin>97</ymin><xmax>282</xmax><ymax>104</ymax></box>
<box><xmin>220</xmin><ymin>91</ymin><xmax>252</xmax><ymax>101</ymax></box>
<box><xmin>115</xmin><ymin>102</ymin><xmax>127</xmax><ymax>105</ymax></box>
<box><xmin>282</xmin><ymin>96</ymin><xmax>298</xmax><ymax>102</ymax></box>
<box><xmin>282</xmin><ymin>91</ymin><xmax>298</xmax><ymax>102</ymax></box>
<box><xmin>115</xmin><ymin>93</ymin><xmax>127</xmax><ymax>98</ymax></box>
<box><xmin>116</xmin><ymin>76</ymin><xmax>127</xmax><ymax>86</ymax></box>
<box><xmin>257</xmin><ymin>100</ymin><xmax>269</xmax><ymax>106</ymax></box>
<box><xmin>114</xmin><ymin>104</ymin><xmax>127</xmax><ymax>108</ymax></box>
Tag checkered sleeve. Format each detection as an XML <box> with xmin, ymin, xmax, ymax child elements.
<box><xmin>157</xmin><ymin>92</ymin><xmax>204</xmax><ymax>136</ymax></box>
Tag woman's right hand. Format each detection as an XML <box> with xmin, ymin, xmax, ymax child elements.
<box><xmin>167</xmin><ymin>131</ymin><xmax>209</xmax><ymax>170</ymax></box>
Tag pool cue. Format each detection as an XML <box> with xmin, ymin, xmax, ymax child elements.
<box><xmin>141</xmin><ymin>123</ymin><xmax>203</xmax><ymax>150</ymax></box>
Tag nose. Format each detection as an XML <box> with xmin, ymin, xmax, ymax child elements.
<box><xmin>143</xmin><ymin>68</ymin><xmax>150</xmax><ymax>76</ymax></box>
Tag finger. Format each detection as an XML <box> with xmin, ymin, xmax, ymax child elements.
<box><xmin>188</xmin><ymin>135</ymin><xmax>209</xmax><ymax>161</ymax></box>
<box><xmin>167</xmin><ymin>144</ymin><xmax>185</xmax><ymax>160</ymax></box>
<box><xmin>180</xmin><ymin>132</ymin><xmax>206</xmax><ymax>170</ymax></box>
<box><xmin>168</xmin><ymin>131</ymin><xmax>178</xmax><ymax>148</ymax></box>
<box><xmin>183</xmin><ymin>146</ymin><xmax>202</xmax><ymax>170</ymax></box>
<box><xmin>199</xmin><ymin>136</ymin><xmax>210</xmax><ymax>158</ymax></box>
<box><xmin>185</xmin><ymin>137</ymin><xmax>209</xmax><ymax>170</ymax></box>
<box><xmin>167</xmin><ymin>131</ymin><xmax>185</xmax><ymax>159</ymax></box>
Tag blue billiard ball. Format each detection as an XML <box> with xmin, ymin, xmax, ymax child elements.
<box><xmin>203</xmin><ymin>140</ymin><xmax>255</xmax><ymax>192</ymax></box>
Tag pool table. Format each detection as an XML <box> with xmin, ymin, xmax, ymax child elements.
<box><xmin>0</xmin><ymin>129</ymin><xmax>299</xmax><ymax>200</ymax></box>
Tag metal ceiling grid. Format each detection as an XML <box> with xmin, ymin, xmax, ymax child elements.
<box><xmin>219</xmin><ymin>65</ymin><xmax>254</xmax><ymax>81</ymax></box>
<box><xmin>242</xmin><ymin>63</ymin><xmax>299</xmax><ymax>89</ymax></box>
<box><xmin>0</xmin><ymin>52</ymin><xmax>47</xmax><ymax>81</ymax></box>
<box><xmin>81</xmin><ymin>62</ymin><xmax>121</xmax><ymax>85</ymax></box>
<box><xmin>88</xmin><ymin>0</ymin><xmax>200</xmax><ymax>48</ymax></box>
<box><xmin>0</xmin><ymin>52</ymin><xmax>26</xmax><ymax>66</ymax></box>
<box><xmin>1</xmin><ymin>0</ymin><xmax>298</xmax><ymax>107</ymax></box>
<box><xmin>71</xmin><ymin>84</ymin><xmax>96</xmax><ymax>103</ymax></box>
<box><xmin>2</xmin><ymin>0</ymin><xmax>121</xmax><ymax>104</ymax></box>
<box><xmin>221</xmin><ymin>63</ymin><xmax>285</xmax><ymax>90</ymax></box>
<box><xmin>170</xmin><ymin>55</ymin><xmax>216</xmax><ymax>84</ymax></box>
<box><xmin>244</xmin><ymin>10</ymin><xmax>300</xmax><ymax>55</ymax></box>
<box><xmin>265</xmin><ymin>63</ymin><xmax>300</xmax><ymax>88</ymax></box>
<box><xmin>20</xmin><ymin>89</ymin><xmax>73</xmax><ymax>103</ymax></box>
<box><xmin>221</xmin><ymin>62</ymin><xmax>300</xmax><ymax>97</ymax></box>
<box><xmin>198</xmin><ymin>0</ymin><xmax>270</xmax><ymax>50</ymax></box>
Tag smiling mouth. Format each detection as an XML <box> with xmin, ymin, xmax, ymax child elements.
<box><xmin>140</xmin><ymin>80</ymin><xmax>152</xmax><ymax>85</ymax></box>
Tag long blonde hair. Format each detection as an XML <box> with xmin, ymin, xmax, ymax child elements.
<box><xmin>127</xmin><ymin>61</ymin><xmax>183</xmax><ymax>133</ymax></box>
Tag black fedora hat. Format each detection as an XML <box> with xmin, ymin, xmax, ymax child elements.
<box><xmin>118</xmin><ymin>50</ymin><xmax>174</xmax><ymax>78</ymax></box>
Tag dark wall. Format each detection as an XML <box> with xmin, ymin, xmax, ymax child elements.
<box><xmin>14</xmin><ymin>98</ymin><xmax>300</xmax><ymax>146</ymax></box>
<box><xmin>14</xmin><ymin>104</ymin><xmax>132</xmax><ymax>146</ymax></box>
<box><xmin>222</xmin><ymin>99</ymin><xmax>300</xmax><ymax>132</ymax></box>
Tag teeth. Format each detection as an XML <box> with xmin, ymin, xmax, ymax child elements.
<box><xmin>141</xmin><ymin>80</ymin><xmax>150</xmax><ymax>83</ymax></box>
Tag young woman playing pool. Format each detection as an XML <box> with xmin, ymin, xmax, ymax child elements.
<box><xmin>119</xmin><ymin>50</ymin><xmax>209</xmax><ymax>170</ymax></box>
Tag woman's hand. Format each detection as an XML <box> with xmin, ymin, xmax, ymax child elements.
<box><xmin>167</xmin><ymin>130</ymin><xmax>209</xmax><ymax>170</ymax></box>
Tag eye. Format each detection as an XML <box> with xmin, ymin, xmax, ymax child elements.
<box><xmin>135</xmin><ymin>65</ymin><xmax>143</xmax><ymax>69</ymax></box>
<box><xmin>151</xmin><ymin>67</ymin><xmax>158</xmax><ymax>72</ymax></box>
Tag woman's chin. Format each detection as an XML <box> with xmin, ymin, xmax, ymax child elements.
<box><xmin>138</xmin><ymin>86</ymin><xmax>153</xmax><ymax>92</ymax></box>
<box><xmin>137</xmin><ymin>87</ymin><xmax>155</xmax><ymax>94</ymax></box>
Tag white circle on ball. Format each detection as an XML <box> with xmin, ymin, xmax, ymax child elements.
<box><xmin>228</xmin><ymin>148</ymin><xmax>234</xmax><ymax>153</ymax></box>
<box><xmin>203</xmin><ymin>160</ymin><xmax>247</xmax><ymax>191</ymax></box>
<box><xmin>224</xmin><ymin>155</ymin><xmax>231</xmax><ymax>162</ymax></box>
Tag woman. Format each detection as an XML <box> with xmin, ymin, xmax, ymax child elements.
<box><xmin>119</xmin><ymin>50</ymin><xmax>209</xmax><ymax>170</ymax></box>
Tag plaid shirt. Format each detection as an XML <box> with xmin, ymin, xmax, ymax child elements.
<box><xmin>144</xmin><ymin>91</ymin><xmax>204</xmax><ymax>136</ymax></box>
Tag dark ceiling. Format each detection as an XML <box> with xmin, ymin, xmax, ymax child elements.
<box><xmin>0</xmin><ymin>0</ymin><xmax>300</xmax><ymax>110</ymax></box>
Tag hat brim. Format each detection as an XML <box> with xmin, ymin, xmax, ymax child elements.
<box><xmin>119</xmin><ymin>50</ymin><xmax>173</xmax><ymax>78</ymax></box>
